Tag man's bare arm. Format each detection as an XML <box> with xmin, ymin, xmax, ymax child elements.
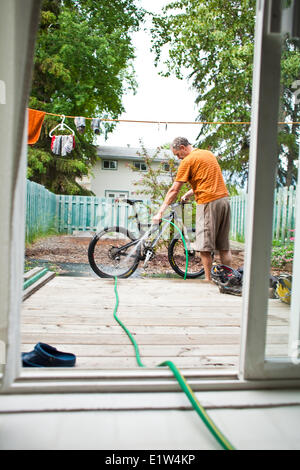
<box><xmin>152</xmin><ymin>181</ymin><xmax>184</xmax><ymax>223</ymax></box>
<box><xmin>181</xmin><ymin>188</ymin><xmax>194</xmax><ymax>202</ymax></box>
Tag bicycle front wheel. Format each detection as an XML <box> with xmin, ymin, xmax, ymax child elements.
<box><xmin>168</xmin><ymin>238</ymin><xmax>205</xmax><ymax>279</ymax></box>
<box><xmin>88</xmin><ymin>226</ymin><xmax>140</xmax><ymax>278</ymax></box>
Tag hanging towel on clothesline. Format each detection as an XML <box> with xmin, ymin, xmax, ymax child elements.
<box><xmin>74</xmin><ymin>117</ymin><xmax>86</xmax><ymax>134</ymax></box>
<box><xmin>51</xmin><ymin>135</ymin><xmax>75</xmax><ymax>156</ymax></box>
<box><xmin>91</xmin><ymin>118</ymin><xmax>101</xmax><ymax>135</ymax></box>
<box><xmin>28</xmin><ymin>108</ymin><xmax>46</xmax><ymax>144</ymax></box>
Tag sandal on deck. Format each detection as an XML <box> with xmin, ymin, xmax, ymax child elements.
<box><xmin>22</xmin><ymin>342</ymin><xmax>76</xmax><ymax>367</ymax></box>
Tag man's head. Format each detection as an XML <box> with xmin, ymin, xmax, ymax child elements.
<box><xmin>171</xmin><ymin>137</ymin><xmax>193</xmax><ymax>159</ymax></box>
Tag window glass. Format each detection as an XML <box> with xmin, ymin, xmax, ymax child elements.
<box><xmin>103</xmin><ymin>160</ymin><xmax>118</xmax><ymax>170</ymax></box>
<box><xmin>134</xmin><ymin>162</ymin><xmax>147</xmax><ymax>171</ymax></box>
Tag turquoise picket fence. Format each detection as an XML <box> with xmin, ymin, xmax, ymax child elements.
<box><xmin>272</xmin><ymin>186</ymin><xmax>297</xmax><ymax>241</ymax></box>
<box><xmin>57</xmin><ymin>195</ymin><xmax>150</xmax><ymax>236</ymax></box>
<box><xmin>26</xmin><ymin>180</ymin><xmax>297</xmax><ymax>243</ymax></box>
<box><xmin>26</xmin><ymin>180</ymin><xmax>150</xmax><ymax>240</ymax></box>
<box><xmin>230</xmin><ymin>194</ymin><xmax>247</xmax><ymax>241</ymax></box>
<box><xmin>26</xmin><ymin>180</ymin><xmax>58</xmax><ymax>242</ymax></box>
<box><xmin>229</xmin><ymin>186</ymin><xmax>297</xmax><ymax>242</ymax></box>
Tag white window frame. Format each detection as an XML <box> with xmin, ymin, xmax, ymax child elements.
<box><xmin>240</xmin><ymin>0</ymin><xmax>300</xmax><ymax>381</ymax></box>
<box><xmin>133</xmin><ymin>162</ymin><xmax>147</xmax><ymax>171</ymax></box>
<box><xmin>102</xmin><ymin>160</ymin><xmax>118</xmax><ymax>170</ymax></box>
<box><xmin>1</xmin><ymin>0</ymin><xmax>300</xmax><ymax>396</ymax></box>
<box><xmin>105</xmin><ymin>190</ymin><xmax>129</xmax><ymax>199</ymax></box>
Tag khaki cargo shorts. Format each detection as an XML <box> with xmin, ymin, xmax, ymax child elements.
<box><xmin>193</xmin><ymin>197</ymin><xmax>231</xmax><ymax>251</ymax></box>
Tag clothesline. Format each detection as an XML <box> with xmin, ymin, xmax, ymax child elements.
<box><xmin>29</xmin><ymin>108</ymin><xmax>300</xmax><ymax>125</ymax></box>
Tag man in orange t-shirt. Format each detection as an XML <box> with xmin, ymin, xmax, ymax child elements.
<box><xmin>153</xmin><ymin>137</ymin><xmax>232</xmax><ymax>281</ymax></box>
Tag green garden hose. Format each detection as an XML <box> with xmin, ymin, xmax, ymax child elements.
<box><xmin>113</xmin><ymin>277</ymin><xmax>145</xmax><ymax>369</ymax></box>
<box><xmin>112</xmin><ymin>219</ymin><xmax>235</xmax><ymax>451</ymax></box>
<box><xmin>159</xmin><ymin>360</ymin><xmax>235</xmax><ymax>451</ymax></box>
<box><xmin>161</xmin><ymin>218</ymin><xmax>189</xmax><ymax>280</ymax></box>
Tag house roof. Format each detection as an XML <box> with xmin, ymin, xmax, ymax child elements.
<box><xmin>97</xmin><ymin>145</ymin><xmax>175</xmax><ymax>162</ymax></box>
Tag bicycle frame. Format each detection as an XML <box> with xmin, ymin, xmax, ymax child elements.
<box><xmin>89</xmin><ymin>199</ymin><xmax>204</xmax><ymax>279</ymax></box>
<box><xmin>111</xmin><ymin>202</ymin><xmax>194</xmax><ymax>260</ymax></box>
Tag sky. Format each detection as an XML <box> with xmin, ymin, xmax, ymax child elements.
<box><xmin>99</xmin><ymin>0</ymin><xmax>200</xmax><ymax>149</ymax></box>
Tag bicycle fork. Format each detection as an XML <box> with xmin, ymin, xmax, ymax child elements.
<box><xmin>141</xmin><ymin>222</ymin><xmax>169</xmax><ymax>268</ymax></box>
<box><xmin>143</xmin><ymin>218</ymin><xmax>182</xmax><ymax>268</ymax></box>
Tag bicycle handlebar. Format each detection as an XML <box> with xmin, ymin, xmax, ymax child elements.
<box><xmin>114</xmin><ymin>198</ymin><xmax>144</xmax><ymax>205</ymax></box>
<box><xmin>170</xmin><ymin>202</ymin><xmax>189</xmax><ymax>208</ymax></box>
<box><xmin>114</xmin><ymin>198</ymin><xmax>191</xmax><ymax>208</ymax></box>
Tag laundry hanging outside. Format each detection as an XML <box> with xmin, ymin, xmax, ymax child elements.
<box><xmin>27</xmin><ymin>108</ymin><xmax>46</xmax><ymax>145</ymax></box>
<box><xmin>50</xmin><ymin>135</ymin><xmax>75</xmax><ymax>157</ymax></box>
<box><xmin>27</xmin><ymin>110</ymin><xmax>104</xmax><ymax>149</ymax></box>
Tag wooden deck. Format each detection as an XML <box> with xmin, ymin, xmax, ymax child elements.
<box><xmin>21</xmin><ymin>276</ymin><xmax>290</xmax><ymax>370</ymax></box>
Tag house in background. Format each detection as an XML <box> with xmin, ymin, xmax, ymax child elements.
<box><xmin>79</xmin><ymin>145</ymin><xmax>176</xmax><ymax>198</ymax></box>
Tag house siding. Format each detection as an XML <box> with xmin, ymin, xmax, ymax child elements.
<box><xmin>90</xmin><ymin>158</ymin><xmax>172</xmax><ymax>198</ymax></box>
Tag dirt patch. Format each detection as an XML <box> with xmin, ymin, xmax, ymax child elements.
<box><xmin>26</xmin><ymin>235</ymin><xmax>92</xmax><ymax>264</ymax></box>
<box><xmin>25</xmin><ymin>234</ymin><xmax>290</xmax><ymax>277</ymax></box>
<box><xmin>25</xmin><ymin>234</ymin><xmax>243</xmax><ymax>275</ymax></box>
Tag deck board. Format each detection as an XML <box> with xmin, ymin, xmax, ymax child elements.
<box><xmin>21</xmin><ymin>277</ymin><xmax>290</xmax><ymax>370</ymax></box>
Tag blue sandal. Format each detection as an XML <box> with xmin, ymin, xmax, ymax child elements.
<box><xmin>22</xmin><ymin>343</ymin><xmax>76</xmax><ymax>367</ymax></box>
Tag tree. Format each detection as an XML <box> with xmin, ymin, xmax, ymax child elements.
<box><xmin>278</xmin><ymin>41</ymin><xmax>300</xmax><ymax>187</ymax></box>
<box><xmin>129</xmin><ymin>142</ymin><xmax>188</xmax><ymax>205</ymax></box>
<box><xmin>28</xmin><ymin>0</ymin><xmax>143</xmax><ymax>194</ymax></box>
<box><xmin>150</xmin><ymin>0</ymin><xmax>300</xmax><ymax>188</ymax></box>
<box><xmin>129</xmin><ymin>143</ymin><xmax>191</xmax><ymax>245</ymax></box>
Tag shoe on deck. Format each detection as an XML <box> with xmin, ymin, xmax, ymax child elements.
<box><xmin>22</xmin><ymin>342</ymin><xmax>76</xmax><ymax>367</ymax></box>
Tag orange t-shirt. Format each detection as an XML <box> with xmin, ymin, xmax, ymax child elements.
<box><xmin>175</xmin><ymin>149</ymin><xmax>228</xmax><ymax>204</ymax></box>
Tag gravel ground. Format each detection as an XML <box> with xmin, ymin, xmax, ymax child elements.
<box><xmin>25</xmin><ymin>234</ymin><xmax>245</xmax><ymax>277</ymax></box>
<box><xmin>25</xmin><ymin>234</ymin><xmax>291</xmax><ymax>278</ymax></box>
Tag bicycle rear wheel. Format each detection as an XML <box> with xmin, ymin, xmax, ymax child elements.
<box><xmin>88</xmin><ymin>226</ymin><xmax>140</xmax><ymax>278</ymax></box>
<box><xmin>168</xmin><ymin>238</ymin><xmax>205</xmax><ymax>279</ymax></box>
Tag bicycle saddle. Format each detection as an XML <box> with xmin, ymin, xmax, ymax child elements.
<box><xmin>116</xmin><ymin>198</ymin><xmax>143</xmax><ymax>205</ymax></box>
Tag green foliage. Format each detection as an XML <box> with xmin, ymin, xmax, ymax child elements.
<box><xmin>28</xmin><ymin>0</ymin><xmax>144</xmax><ymax>194</ymax></box>
<box><xmin>26</xmin><ymin>222</ymin><xmax>59</xmax><ymax>246</ymax></box>
<box><xmin>271</xmin><ymin>243</ymin><xmax>294</xmax><ymax>268</ymax></box>
<box><xmin>24</xmin><ymin>258</ymin><xmax>61</xmax><ymax>275</ymax></box>
<box><xmin>129</xmin><ymin>143</ymin><xmax>193</xmax><ymax>248</ymax></box>
<box><xmin>232</xmin><ymin>233</ymin><xmax>245</xmax><ymax>243</ymax></box>
<box><xmin>277</xmin><ymin>41</ymin><xmax>300</xmax><ymax>187</ymax></box>
<box><xmin>150</xmin><ymin>0</ymin><xmax>300</xmax><ymax>187</ymax></box>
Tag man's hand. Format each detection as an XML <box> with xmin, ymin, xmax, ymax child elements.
<box><xmin>152</xmin><ymin>181</ymin><xmax>184</xmax><ymax>225</ymax></box>
<box><xmin>180</xmin><ymin>189</ymin><xmax>194</xmax><ymax>203</ymax></box>
<box><xmin>152</xmin><ymin>211</ymin><xmax>163</xmax><ymax>225</ymax></box>
<box><xmin>180</xmin><ymin>195</ymin><xmax>189</xmax><ymax>203</ymax></box>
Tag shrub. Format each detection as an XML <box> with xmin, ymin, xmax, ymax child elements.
<box><xmin>271</xmin><ymin>242</ymin><xmax>294</xmax><ymax>268</ymax></box>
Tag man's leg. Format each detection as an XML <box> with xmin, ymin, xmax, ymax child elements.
<box><xmin>219</xmin><ymin>250</ymin><xmax>232</xmax><ymax>266</ymax></box>
<box><xmin>215</xmin><ymin>198</ymin><xmax>232</xmax><ymax>267</ymax></box>
<box><xmin>200</xmin><ymin>251</ymin><xmax>213</xmax><ymax>280</ymax></box>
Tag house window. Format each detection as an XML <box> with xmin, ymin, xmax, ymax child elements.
<box><xmin>102</xmin><ymin>160</ymin><xmax>118</xmax><ymax>170</ymax></box>
<box><xmin>105</xmin><ymin>190</ymin><xmax>129</xmax><ymax>199</ymax></box>
<box><xmin>133</xmin><ymin>162</ymin><xmax>147</xmax><ymax>171</ymax></box>
<box><xmin>162</xmin><ymin>163</ymin><xmax>170</xmax><ymax>172</ymax></box>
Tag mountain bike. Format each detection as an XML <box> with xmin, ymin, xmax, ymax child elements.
<box><xmin>88</xmin><ymin>198</ymin><xmax>208</xmax><ymax>279</ymax></box>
